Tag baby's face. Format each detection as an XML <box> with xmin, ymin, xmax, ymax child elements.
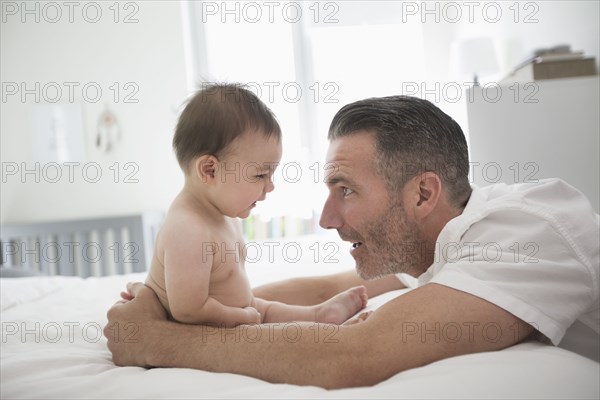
<box><xmin>215</xmin><ymin>131</ymin><xmax>282</xmax><ymax>219</ymax></box>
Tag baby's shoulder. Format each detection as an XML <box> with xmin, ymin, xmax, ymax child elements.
<box><xmin>161</xmin><ymin>206</ymin><xmax>212</xmax><ymax>241</ymax></box>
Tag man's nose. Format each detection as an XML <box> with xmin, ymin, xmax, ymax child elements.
<box><xmin>319</xmin><ymin>196</ymin><xmax>342</xmax><ymax>230</ymax></box>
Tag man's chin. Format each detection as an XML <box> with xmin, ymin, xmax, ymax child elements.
<box><xmin>355</xmin><ymin>264</ymin><xmax>386</xmax><ymax>280</ymax></box>
<box><xmin>356</xmin><ymin>260</ymin><xmax>411</xmax><ymax>280</ymax></box>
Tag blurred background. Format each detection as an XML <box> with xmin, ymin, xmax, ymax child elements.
<box><xmin>2</xmin><ymin>0</ymin><xmax>598</xmax><ymax>237</ymax></box>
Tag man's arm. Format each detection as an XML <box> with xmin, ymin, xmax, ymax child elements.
<box><xmin>105</xmin><ymin>282</ymin><xmax>534</xmax><ymax>389</ymax></box>
<box><xmin>252</xmin><ymin>270</ymin><xmax>404</xmax><ymax>305</ymax></box>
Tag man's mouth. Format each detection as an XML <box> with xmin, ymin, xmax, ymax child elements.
<box><xmin>349</xmin><ymin>241</ymin><xmax>364</xmax><ymax>257</ymax></box>
<box><xmin>338</xmin><ymin>231</ymin><xmax>364</xmax><ymax>252</ymax></box>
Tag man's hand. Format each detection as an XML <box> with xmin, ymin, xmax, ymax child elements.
<box><xmin>342</xmin><ymin>310</ymin><xmax>373</xmax><ymax>326</ymax></box>
<box><xmin>104</xmin><ymin>282</ymin><xmax>167</xmax><ymax>367</ymax></box>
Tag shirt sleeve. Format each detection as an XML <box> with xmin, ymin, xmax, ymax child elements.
<box><xmin>429</xmin><ymin>209</ymin><xmax>595</xmax><ymax>345</ymax></box>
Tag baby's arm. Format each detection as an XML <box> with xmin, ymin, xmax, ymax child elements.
<box><xmin>162</xmin><ymin>223</ymin><xmax>260</xmax><ymax>328</ymax></box>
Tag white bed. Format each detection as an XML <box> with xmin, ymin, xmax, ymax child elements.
<box><xmin>1</xmin><ymin>215</ymin><xmax>599</xmax><ymax>399</ymax></box>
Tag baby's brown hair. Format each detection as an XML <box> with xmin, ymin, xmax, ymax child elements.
<box><xmin>173</xmin><ymin>83</ymin><xmax>281</xmax><ymax>172</ymax></box>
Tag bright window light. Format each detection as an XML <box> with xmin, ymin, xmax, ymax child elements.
<box><xmin>182</xmin><ymin>1</ymin><xmax>425</xmax><ymax>237</ymax></box>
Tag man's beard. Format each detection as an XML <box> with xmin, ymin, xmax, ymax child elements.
<box><xmin>347</xmin><ymin>200</ymin><xmax>427</xmax><ymax>280</ymax></box>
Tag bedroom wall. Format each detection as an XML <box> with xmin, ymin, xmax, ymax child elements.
<box><xmin>453</xmin><ymin>0</ymin><xmax>599</xmax><ymax>79</ymax></box>
<box><xmin>417</xmin><ymin>1</ymin><xmax>599</xmax><ymax>88</ymax></box>
<box><xmin>419</xmin><ymin>0</ymin><xmax>599</xmax><ymax>160</ymax></box>
<box><xmin>2</xmin><ymin>1</ymin><xmax>597</xmax><ymax>225</ymax></box>
<box><xmin>1</xmin><ymin>1</ymin><xmax>188</xmax><ymax>224</ymax></box>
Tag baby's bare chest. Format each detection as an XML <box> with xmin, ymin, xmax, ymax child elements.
<box><xmin>207</xmin><ymin>240</ymin><xmax>253</xmax><ymax>307</ymax></box>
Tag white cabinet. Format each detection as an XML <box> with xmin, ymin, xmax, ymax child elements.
<box><xmin>466</xmin><ymin>77</ymin><xmax>599</xmax><ymax>212</ymax></box>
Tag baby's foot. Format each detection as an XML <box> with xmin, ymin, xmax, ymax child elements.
<box><xmin>315</xmin><ymin>286</ymin><xmax>368</xmax><ymax>324</ymax></box>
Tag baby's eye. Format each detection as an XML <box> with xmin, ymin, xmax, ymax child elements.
<box><xmin>342</xmin><ymin>187</ymin><xmax>354</xmax><ymax>197</ymax></box>
<box><xmin>256</xmin><ymin>174</ymin><xmax>267</xmax><ymax>180</ymax></box>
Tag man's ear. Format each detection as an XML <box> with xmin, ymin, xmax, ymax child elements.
<box><xmin>194</xmin><ymin>155</ymin><xmax>219</xmax><ymax>184</ymax></box>
<box><xmin>412</xmin><ymin>172</ymin><xmax>442</xmax><ymax>219</ymax></box>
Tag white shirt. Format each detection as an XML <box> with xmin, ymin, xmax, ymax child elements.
<box><xmin>397</xmin><ymin>178</ymin><xmax>599</xmax><ymax>360</ymax></box>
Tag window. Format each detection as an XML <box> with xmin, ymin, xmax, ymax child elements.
<box><xmin>182</xmin><ymin>1</ymin><xmax>424</xmax><ymax>237</ymax></box>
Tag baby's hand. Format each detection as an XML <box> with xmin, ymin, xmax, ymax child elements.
<box><xmin>243</xmin><ymin>306</ymin><xmax>262</xmax><ymax>325</ymax></box>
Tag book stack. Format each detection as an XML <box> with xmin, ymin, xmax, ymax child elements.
<box><xmin>502</xmin><ymin>45</ymin><xmax>597</xmax><ymax>83</ymax></box>
<box><xmin>242</xmin><ymin>214</ymin><xmax>318</xmax><ymax>240</ymax></box>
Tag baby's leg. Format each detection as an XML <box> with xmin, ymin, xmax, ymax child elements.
<box><xmin>256</xmin><ymin>286</ymin><xmax>367</xmax><ymax>325</ymax></box>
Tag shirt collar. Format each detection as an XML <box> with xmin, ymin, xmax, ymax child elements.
<box><xmin>417</xmin><ymin>185</ymin><xmax>487</xmax><ymax>285</ymax></box>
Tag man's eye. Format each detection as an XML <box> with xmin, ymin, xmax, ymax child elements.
<box><xmin>342</xmin><ymin>187</ymin><xmax>353</xmax><ymax>196</ymax></box>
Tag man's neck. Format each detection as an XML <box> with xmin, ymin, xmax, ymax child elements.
<box><xmin>417</xmin><ymin>197</ymin><xmax>468</xmax><ymax>274</ymax></box>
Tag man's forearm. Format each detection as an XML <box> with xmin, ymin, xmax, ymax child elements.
<box><xmin>107</xmin><ymin>283</ymin><xmax>533</xmax><ymax>389</ymax></box>
<box><xmin>144</xmin><ymin>319</ymin><xmax>376</xmax><ymax>388</ymax></box>
<box><xmin>142</xmin><ymin>283</ymin><xmax>531</xmax><ymax>388</ymax></box>
<box><xmin>253</xmin><ymin>270</ymin><xmax>404</xmax><ymax>305</ymax></box>
<box><xmin>253</xmin><ymin>276</ymin><xmax>336</xmax><ymax>305</ymax></box>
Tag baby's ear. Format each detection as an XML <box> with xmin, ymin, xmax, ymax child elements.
<box><xmin>195</xmin><ymin>155</ymin><xmax>218</xmax><ymax>183</ymax></box>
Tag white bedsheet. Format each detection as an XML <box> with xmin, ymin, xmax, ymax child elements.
<box><xmin>2</xmin><ymin>235</ymin><xmax>599</xmax><ymax>399</ymax></box>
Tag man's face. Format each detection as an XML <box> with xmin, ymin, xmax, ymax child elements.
<box><xmin>319</xmin><ymin>132</ymin><xmax>424</xmax><ymax>279</ymax></box>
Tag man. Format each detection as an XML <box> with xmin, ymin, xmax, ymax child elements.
<box><xmin>105</xmin><ymin>96</ymin><xmax>599</xmax><ymax>389</ymax></box>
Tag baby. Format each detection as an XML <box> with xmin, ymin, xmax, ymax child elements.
<box><xmin>145</xmin><ymin>83</ymin><xmax>367</xmax><ymax>328</ymax></box>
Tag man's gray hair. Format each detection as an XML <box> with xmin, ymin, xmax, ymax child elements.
<box><xmin>328</xmin><ymin>95</ymin><xmax>471</xmax><ymax>208</ymax></box>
